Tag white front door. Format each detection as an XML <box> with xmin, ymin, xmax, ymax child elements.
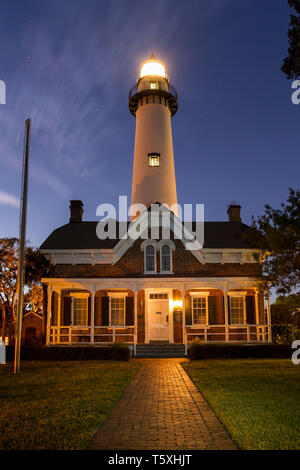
<box><xmin>149</xmin><ymin>298</ymin><xmax>169</xmax><ymax>341</ymax></box>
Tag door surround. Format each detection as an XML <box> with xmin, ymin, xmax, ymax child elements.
<box><xmin>145</xmin><ymin>288</ymin><xmax>174</xmax><ymax>343</ymax></box>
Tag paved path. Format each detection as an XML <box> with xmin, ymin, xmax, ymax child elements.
<box><xmin>87</xmin><ymin>359</ymin><xmax>237</xmax><ymax>450</ymax></box>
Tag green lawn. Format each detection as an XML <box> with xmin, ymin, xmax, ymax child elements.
<box><xmin>0</xmin><ymin>361</ymin><xmax>139</xmax><ymax>450</ymax></box>
<box><xmin>183</xmin><ymin>359</ymin><xmax>300</xmax><ymax>450</ymax></box>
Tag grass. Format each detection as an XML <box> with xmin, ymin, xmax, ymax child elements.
<box><xmin>183</xmin><ymin>359</ymin><xmax>300</xmax><ymax>450</ymax></box>
<box><xmin>0</xmin><ymin>361</ymin><xmax>139</xmax><ymax>450</ymax></box>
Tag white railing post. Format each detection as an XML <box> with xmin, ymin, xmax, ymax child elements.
<box><xmin>224</xmin><ymin>289</ymin><xmax>229</xmax><ymax>342</ymax></box>
<box><xmin>91</xmin><ymin>291</ymin><xmax>95</xmax><ymax>344</ymax></box>
<box><xmin>247</xmin><ymin>325</ymin><xmax>250</xmax><ymax>342</ymax></box>
<box><xmin>204</xmin><ymin>325</ymin><xmax>208</xmax><ymax>342</ymax></box>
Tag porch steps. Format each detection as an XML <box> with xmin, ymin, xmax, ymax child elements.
<box><xmin>135</xmin><ymin>344</ymin><xmax>185</xmax><ymax>358</ymax></box>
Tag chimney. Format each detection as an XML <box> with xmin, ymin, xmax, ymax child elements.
<box><xmin>227</xmin><ymin>203</ymin><xmax>241</xmax><ymax>222</ymax></box>
<box><xmin>69</xmin><ymin>200</ymin><xmax>84</xmax><ymax>223</ymax></box>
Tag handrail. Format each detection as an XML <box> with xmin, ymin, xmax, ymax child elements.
<box><xmin>129</xmin><ymin>82</ymin><xmax>178</xmax><ymax>100</ymax></box>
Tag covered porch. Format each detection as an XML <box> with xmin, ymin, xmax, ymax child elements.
<box><xmin>43</xmin><ymin>277</ymin><xmax>272</xmax><ymax>354</ymax></box>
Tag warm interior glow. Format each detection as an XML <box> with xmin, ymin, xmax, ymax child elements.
<box><xmin>169</xmin><ymin>299</ymin><xmax>183</xmax><ymax>310</ymax></box>
<box><xmin>140</xmin><ymin>60</ymin><xmax>166</xmax><ymax>78</ymax></box>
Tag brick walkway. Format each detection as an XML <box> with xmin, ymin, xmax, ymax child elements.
<box><xmin>87</xmin><ymin>359</ymin><xmax>237</xmax><ymax>450</ymax></box>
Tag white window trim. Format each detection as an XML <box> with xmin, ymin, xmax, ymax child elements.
<box><xmin>71</xmin><ymin>293</ymin><xmax>89</xmax><ymax>327</ymax></box>
<box><xmin>228</xmin><ymin>294</ymin><xmax>247</xmax><ymax>325</ymax></box>
<box><xmin>158</xmin><ymin>240</ymin><xmax>175</xmax><ymax>274</ymax></box>
<box><xmin>191</xmin><ymin>293</ymin><xmax>209</xmax><ymax>326</ymax></box>
<box><xmin>143</xmin><ymin>242</ymin><xmax>157</xmax><ymax>275</ymax></box>
<box><xmin>108</xmin><ymin>292</ymin><xmax>127</xmax><ymax>327</ymax></box>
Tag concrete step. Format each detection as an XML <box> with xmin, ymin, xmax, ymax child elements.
<box><xmin>135</xmin><ymin>344</ymin><xmax>185</xmax><ymax>358</ymax></box>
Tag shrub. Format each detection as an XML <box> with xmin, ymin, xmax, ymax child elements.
<box><xmin>272</xmin><ymin>324</ymin><xmax>299</xmax><ymax>344</ymax></box>
<box><xmin>108</xmin><ymin>342</ymin><xmax>131</xmax><ymax>361</ymax></box>
<box><xmin>5</xmin><ymin>344</ymin><xmax>131</xmax><ymax>361</ymax></box>
<box><xmin>188</xmin><ymin>343</ymin><xmax>292</xmax><ymax>360</ymax></box>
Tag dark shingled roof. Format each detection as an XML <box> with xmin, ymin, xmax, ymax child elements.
<box><xmin>40</xmin><ymin>221</ymin><xmax>257</xmax><ymax>250</ymax></box>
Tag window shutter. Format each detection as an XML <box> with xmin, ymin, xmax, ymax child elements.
<box><xmin>246</xmin><ymin>295</ymin><xmax>256</xmax><ymax>324</ymax></box>
<box><xmin>208</xmin><ymin>296</ymin><xmax>217</xmax><ymax>325</ymax></box>
<box><xmin>227</xmin><ymin>296</ymin><xmax>231</xmax><ymax>324</ymax></box>
<box><xmin>63</xmin><ymin>297</ymin><xmax>71</xmax><ymax>326</ymax></box>
<box><xmin>88</xmin><ymin>297</ymin><xmax>91</xmax><ymax>326</ymax></box>
<box><xmin>125</xmin><ymin>297</ymin><xmax>134</xmax><ymax>326</ymax></box>
<box><xmin>94</xmin><ymin>296</ymin><xmax>101</xmax><ymax>326</ymax></box>
<box><xmin>185</xmin><ymin>295</ymin><xmax>192</xmax><ymax>325</ymax></box>
<box><xmin>101</xmin><ymin>296</ymin><xmax>109</xmax><ymax>326</ymax></box>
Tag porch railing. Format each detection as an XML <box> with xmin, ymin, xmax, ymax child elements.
<box><xmin>48</xmin><ymin>326</ymin><xmax>136</xmax><ymax>345</ymax></box>
<box><xmin>185</xmin><ymin>324</ymin><xmax>270</xmax><ymax>347</ymax></box>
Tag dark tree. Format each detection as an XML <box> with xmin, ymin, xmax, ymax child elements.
<box><xmin>281</xmin><ymin>0</ymin><xmax>300</xmax><ymax>79</ymax></box>
<box><xmin>0</xmin><ymin>238</ymin><xmax>51</xmax><ymax>342</ymax></box>
<box><xmin>251</xmin><ymin>188</ymin><xmax>300</xmax><ymax>295</ymax></box>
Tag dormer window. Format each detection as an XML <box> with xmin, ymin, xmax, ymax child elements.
<box><xmin>145</xmin><ymin>244</ymin><xmax>156</xmax><ymax>272</ymax></box>
<box><xmin>158</xmin><ymin>240</ymin><xmax>175</xmax><ymax>274</ymax></box>
<box><xmin>161</xmin><ymin>244</ymin><xmax>171</xmax><ymax>271</ymax></box>
<box><xmin>148</xmin><ymin>153</ymin><xmax>160</xmax><ymax>167</ymax></box>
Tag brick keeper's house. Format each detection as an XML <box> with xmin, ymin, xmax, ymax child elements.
<box><xmin>40</xmin><ymin>55</ymin><xmax>271</xmax><ymax>356</ymax></box>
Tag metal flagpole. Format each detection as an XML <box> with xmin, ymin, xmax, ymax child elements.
<box><xmin>14</xmin><ymin>118</ymin><xmax>31</xmax><ymax>374</ymax></box>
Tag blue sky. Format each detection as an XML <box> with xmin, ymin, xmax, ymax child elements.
<box><xmin>0</xmin><ymin>0</ymin><xmax>299</xmax><ymax>248</ymax></box>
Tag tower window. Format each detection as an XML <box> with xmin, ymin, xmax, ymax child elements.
<box><xmin>150</xmin><ymin>81</ymin><xmax>159</xmax><ymax>90</ymax></box>
<box><xmin>148</xmin><ymin>153</ymin><xmax>160</xmax><ymax>167</ymax></box>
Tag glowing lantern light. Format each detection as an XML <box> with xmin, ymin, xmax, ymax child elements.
<box><xmin>169</xmin><ymin>299</ymin><xmax>183</xmax><ymax>310</ymax></box>
<box><xmin>140</xmin><ymin>59</ymin><xmax>166</xmax><ymax>79</ymax></box>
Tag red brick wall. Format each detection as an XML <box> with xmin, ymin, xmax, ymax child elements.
<box><xmin>47</xmin><ymin>238</ymin><xmax>260</xmax><ymax>279</ymax></box>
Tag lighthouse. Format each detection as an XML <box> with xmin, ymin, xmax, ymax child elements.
<box><xmin>129</xmin><ymin>55</ymin><xmax>178</xmax><ymax>219</ymax></box>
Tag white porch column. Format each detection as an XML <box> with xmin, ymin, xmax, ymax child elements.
<box><xmin>255</xmin><ymin>290</ymin><xmax>260</xmax><ymax>341</ymax></box>
<box><xmin>255</xmin><ymin>290</ymin><xmax>259</xmax><ymax>324</ymax></box>
<box><xmin>266</xmin><ymin>293</ymin><xmax>272</xmax><ymax>342</ymax></box>
<box><xmin>224</xmin><ymin>289</ymin><xmax>229</xmax><ymax>342</ymax></box>
<box><xmin>90</xmin><ymin>291</ymin><xmax>95</xmax><ymax>344</ymax></box>
<box><xmin>57</xmin><ymin>290</ymin><xmax>61</xmax><ymax>344</ymax></box>
<box><xmin>182</xmin><ymin>290</ymin><xmax>188</xmax><ymax>355</ymax></box>
<box><xmin>134</xmin><ymin>290</ymin><xmax>138</xmax><ymax>356</ymax></box>
<box><xmin>46</xmin><ymin>285</ymin><xmax>52</xmax><ymax>345</ymax></box>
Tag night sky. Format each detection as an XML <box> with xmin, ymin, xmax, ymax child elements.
<box><xmin>0</xmin><ymin>0</ymin><xmax>299</xmax><ymax>248</ymax></box>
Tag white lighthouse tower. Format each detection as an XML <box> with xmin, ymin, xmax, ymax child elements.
<box><xmin>129</xmin><ymin>55</ymin><xmax>178</xmax><ymax>219</ymax></box>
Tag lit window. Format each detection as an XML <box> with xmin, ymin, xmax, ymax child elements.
<box><xmin>72</xmin><ymin>297</ymin><xmax>88</xmax><ymax>326</ymax></box>
<box><xmin>161</xmin><ymin>244</ymin><xmax>171</xmax><ymax>272</ymax></box>
<box><xmin>110</xmin><ymin>297</ymin><xmax>125</xmax><ymax>326</ymax></box>
<box><xmin>145</xmin><ymin>244</ymin><xmax>156</xmax><ymax>272</ymax></box>
<box><xmin>150</xmin><ymin>81</ymin><xmax>159</xmax><ymax>90</ymax></box>
<box><xmin>149</xmin><ymin>293</ymin><xmax>168</xmax><ymax>300</ymax></box>
<box><xmin>148</xmin><ymin>153</ymin><xmax>160</xmax><ymax>167</ymax></box>
<box><xmin>230</xmin><ymin>296</ymin><xmax>245</xmax><ymax>324</ymax></box>
<box><xmin>192</xmin><ymin>297</ymin><xmax>207</xmax><ymax>325</ymax></box>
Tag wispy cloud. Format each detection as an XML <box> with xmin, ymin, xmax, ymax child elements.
<box><xmin>0</xmin><ymin>190</ymin><xmax>19</xmax><ymax>208</ymax></box>
<box><xmin>0</xmin><ymin>0</ymin><xmax>228</xmax><ymax>201</ymax></box>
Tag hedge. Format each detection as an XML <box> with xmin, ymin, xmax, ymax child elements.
<box><xmin>188</xmin><ymin>343</ymin><xmax>292</xmax><ymax>360</ymax></box>
<box><xmin>5</xmin><ymin>343</ymin><xmax>131</xmax><ymax>361</ymax></box>
<box><xmin>272</xmin><ymin>324</ymin><xmax>299</xmax><ymax>344</ymax></box>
